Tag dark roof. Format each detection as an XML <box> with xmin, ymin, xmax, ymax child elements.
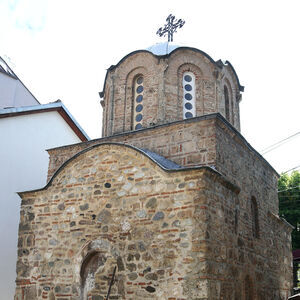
<box><xmin>140</xmin><ymin>148</ymin><xmax>182</xmax><ymax>170</ymax></box>
<box><xmin>99</xmin><ymin>46</ymin><xmax>244</xmax><ymax>98</ymax></box>
<box><xmin>47</xmin><ymin>112</ymin><xmax>279</xmax><ymax>177</ymax></box>
<box><xmin>19</xmin><ymin>142</ymin><xmax>240</xmax><ymax>196</ymax></box>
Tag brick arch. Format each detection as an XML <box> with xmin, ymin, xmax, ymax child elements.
<box><xmin>111</xmin><ymin>52</ymin><xmax>159</xmax><ymax>133</ymax></box>
<box><xmin>177</xmin><ymin>63</ymin><xmax>204</xmax><ymax>119</ymax></box>
<box><xmin>101</xmin><ymin>51</ymin><xmax>159</xmax><ymax>135</ymax></box>
<box><xmin>165</xmin><ymin>49</ymin><xmax>217</xmax><ymax>122</ymax></box>
<box><xmin>79</xmin><ymin>249</ymin><xmax>124</xmax><ymax>299</ymax></box>
<box><xmin>80</xmin><ymin>250</ymin><xmax>106</xmax><ymax>299</ymax></box>
<box><xmin>45</xmin><ymin>143</ymin><xmax>173</xmax><ymax>190</ymax></box>
<box><xmin>220</xmin><ymin>65</ymin><xmax>241</xmax><ymax>130</ymax></box>
<box><xmin>78</xmin><ymin>239</ymin><xmax>112</xmax><ymax>273</ymax></box>
<box><xmin>78</xmin><ymin>240</ymin><xmax>121</xmax><ymax>300</ymax></box>
<box><xmin>166</xmin><ymin>48</ymin><xmax>216</xmax><ymax>80</ymax></box>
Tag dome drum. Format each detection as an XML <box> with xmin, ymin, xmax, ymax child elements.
<box><xmin>100</xmin><ymin>44</ymin><xmax>244</xmax><ymax>136</ymax></box>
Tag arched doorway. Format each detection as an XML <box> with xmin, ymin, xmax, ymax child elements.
<box><xmin>80</xmin><ymin>251</ymin><xmax>106</xmax><ymax>299</ymax></box>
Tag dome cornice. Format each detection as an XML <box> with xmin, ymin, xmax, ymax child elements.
<box><xmin>99</xmin><ymin>46</ymin><xmax>244</xmax><ymax>98</ymax></box>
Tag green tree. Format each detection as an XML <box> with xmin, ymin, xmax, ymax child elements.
<box><xmin>278</xmin><ymin>171</ymin><xmax>300</xmax><ymax>250</ymax></box>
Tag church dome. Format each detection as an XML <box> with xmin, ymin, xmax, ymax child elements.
<box><xmin>146</xmin><ymin>42</ymin><xmax>182</xmax><ymax>55</ymax></box>
<box><xmin>100</xmin><ymin>42</ymin><xmax>244</xmax><ymax>136</ymax></box>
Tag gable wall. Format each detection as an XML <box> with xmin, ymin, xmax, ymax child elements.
<box><xmin>15</xmin><ymin>144</ymin><xmax>222</xmax><ymax>299</ymax></box>
<box><xmin>15</xmin><ymin>143</ymin><xmax>292</xmax><ymax>299</ymax></box>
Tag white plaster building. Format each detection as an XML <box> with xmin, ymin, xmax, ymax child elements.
<box><xmin>0</xmin><ymin>56</ymin><xmax>89</xmax><ymax>299</ymax></box>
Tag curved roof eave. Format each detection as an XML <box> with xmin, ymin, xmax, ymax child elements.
<box><xmin>17</xmin><ymin>142</ymin><xmax>236</xmax><ymax>195</ymax></box>
<box><xmin>224</xmin><ymin>60</ymin><xmax>244</xmax><ymax>92</ymax></box>
<box><xmin>99</xmin><ymin>47</ymin><xmax>244</xmax><ymax>98</ymax></box>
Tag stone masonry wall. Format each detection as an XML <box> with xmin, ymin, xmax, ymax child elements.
<box><xmin>41</xmin><ymin>115</ymin><xmax>293</xmax><ymax>299</ymax></box>
<box><xmin>47</xmin><ymin>114</ymin><xmax>276</xmax><ymax>203</ymax></box>
<box><xmin>214</xmin><ymin>119</ymin><xmax>293</xmax><ymax>298</ymax></box>
<box><xmin>47</xmin><ymin>116</ymin><xmax>218</xmax><ymax>182</ymax></box>
<box><xmin>15</xmin><ymin>143</ymin><xmax>240</xmax><ymax>300</ymax></box>
<box><xmin>215</xmin><ymin>118</ymin><xmax>279</xmax><ymax>211</ymax></box>
<box><xmin>15</xmin><ymin>143</ymin><xmax>292</xmax><ymax>299</ymax></box>
<box><xmin>202</xmin><ymin>163</ymin><xmax>292</xmax><ymax>299</ymax></box>
<box><xmin>101</xmin><ymin>49</ymin><xmax>242</xmax><ymax>136</ymax></box>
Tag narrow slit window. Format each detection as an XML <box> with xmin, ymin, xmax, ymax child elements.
<box><xmin>224</xmin><ymin>85</ymin><xmax>230</xmax><ymax>121</ymax></box>
<box><xmin>231</xmin><ymin>97</ymin><xmax>234</xmax><ymax>125</ymax></box>
<box><xmin>183</xmin><ymin>72</ymin><xmax>196</xmax><ymax>119</ymax></box>
<box><xmin>244</xmin><ymin>275</ymin><xmax>254</xmax><ymax>300</ymax></box>
<box><xmin>133</xmin><ymin>75</ymin><xmax>144</xmax><ymax>130</ymax></box>
<box><xmin>251</xmin><ymin>196</ymin><xmax>259</xmax><ymax>238</ymax></box>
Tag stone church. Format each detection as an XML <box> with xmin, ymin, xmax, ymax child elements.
<box><xmin>15</xmin><ymin>39</ymin><xmax>293</xmax><ymax>299</ymax></box>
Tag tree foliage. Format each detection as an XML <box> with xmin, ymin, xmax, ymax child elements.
<box><xmin>278</xmin><ymin>171</ymin><xmax>300</xmax><ymax>250</ymax></box>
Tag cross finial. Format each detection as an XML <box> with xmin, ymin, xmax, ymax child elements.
<box><xmin>156</xmin><ymin>14</ymin><xmax>185</xmax><ymax>42</ymax></box>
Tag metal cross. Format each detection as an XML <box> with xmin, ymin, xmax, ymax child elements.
<box><xmin>156</xmin><ymin>14</ymin><xmax>185</xmax><ymax>42</ymax></box>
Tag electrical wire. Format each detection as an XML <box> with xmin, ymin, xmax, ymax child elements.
<box><xmin>279</xmin><ymin>200</ymin><xmax>300</xmax><ymax>205</ymax></box>
<box><xmin>282</xmin><ymin>165</ymin><xmax>300</xmax><ymax>174</ymax></box>
<box><xmin>260</xmin><ymin>131</ymin><xmax>300</xmax><ymax>155</ymax></box>
<box><xmin>277</xmin><ymin>185</ymin><xmax>300</xmax><ymax>193</ymax></box>
<box><xmin>279</xmin><ymin>196</ymin><xmax>300</xmax><ymax>200</ymax></box>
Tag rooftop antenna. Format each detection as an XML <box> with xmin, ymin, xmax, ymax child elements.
<box><xmin>156</xmin><ymin>14</ymin><xmax>185</xmax><ymax>42</ymax></box>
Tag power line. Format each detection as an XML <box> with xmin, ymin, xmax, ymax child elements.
<box><xmin>278</xmin><ymin>185</ymin><xmax>300</xmax><ymax>193</ymax></box>
<box><xmin>260</xmin><ymin>131</ymin><xmax>300</xmax><ymax>155</ymax></box>
<box><xmin>282</xmin><ymin>165</ymin><xmax>300</xmax><ymax>174</ymax></box>
<box><xmin>279</xmin><ymin>200</ymin><xmax>300</xmax><ymax>205</ymax></box>
<box><xmin>279</xmin><ymin>196</ymin><xmax>300</xmax><ymax>200</ymax></box>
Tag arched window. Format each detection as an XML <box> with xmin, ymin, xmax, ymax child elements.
<box><xmin>183</xmin><ymin>72</ymin><xmax>196</xmax><ymax>119</ymax></box>
<box><xmin>251</xmin><ymin>196</ymin><xmax>259</xmax><ymax>238</ymax></box>
<box><xmin>133</xmin><ymin>75</ymin><xmax>144</xmax><ymax>130</ymax></box>
<box><xmin>231</xmin><ymin>97</ymin><xmax>234</xmax><ymax>125</ymax></box>
<box><xmin>224</xmin><ymin>85</ymin><xmax>230</xmax><ymax>121</ymax></box>
<box><xmin>80</xmin><ymin>251</ymin><xmax>105</xmax><ymax>299</ymax></box>
<box><xmin>234</xmin><ymin>207</ymin><xmax>239</xmax><ymax>234</ymax></box>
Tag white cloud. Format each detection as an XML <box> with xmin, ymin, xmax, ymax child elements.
<box><xmin>11</xmin><ymin>0</ymin><xmax>47</xmax><ymax>31</ymax></box>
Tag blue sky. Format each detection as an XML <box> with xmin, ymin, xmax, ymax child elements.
<box><xmin>1</xmin><ymin>0</ymin><xmax>46</xmax><ymax>31</ymax></box>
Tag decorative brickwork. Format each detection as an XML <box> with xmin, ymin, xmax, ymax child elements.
<box><xmin>101</xmin><ymin>48</ymin><xmax>243</xmax><ymax>136</ymax></box>
<box><xmin>47</xmin><ymin>115</ymin><xmax>218</xmax><ymax>182</ymax></box>
<box><xmin>15</xmin><ymin>143</ymin><xmax>293</xmax><ymax>299</ymax></box>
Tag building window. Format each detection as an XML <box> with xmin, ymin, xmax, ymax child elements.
<box><xmin>133</xmin><ymin>75</ymin><xmax>144</xmax><ymax>130</ymax></box>
<box><xmin>224</xmin><ymin>85</ymin><xmax>230</xmax><ymax>121</ymax></box>
<box><xmin>80</xmin><ymin>251</ymin><xmax>105</xmax><ymax>298</ymax></box>
<box><xmin>235</xmin><ymin>208</ymin><xmax>239</xmax><ymax>234</ymax></box>
<box><xmin>231</xmin><ymin>97</ymin><xmax>234</xmax><ymax>125</ymax></box>
<box><xmin>251</xmin><ymin>196</ymin><xmax>259</xmax><ymax>238</ymax></box>
<box><xmin>244</xmin><ymin>275</ymin><xmax>254</xmax><ymax>300</ymax></box>
<box><xmin>183</xmin><ymin>72</ymin><xmax>196</xmax><ymax>119</ymax></box>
